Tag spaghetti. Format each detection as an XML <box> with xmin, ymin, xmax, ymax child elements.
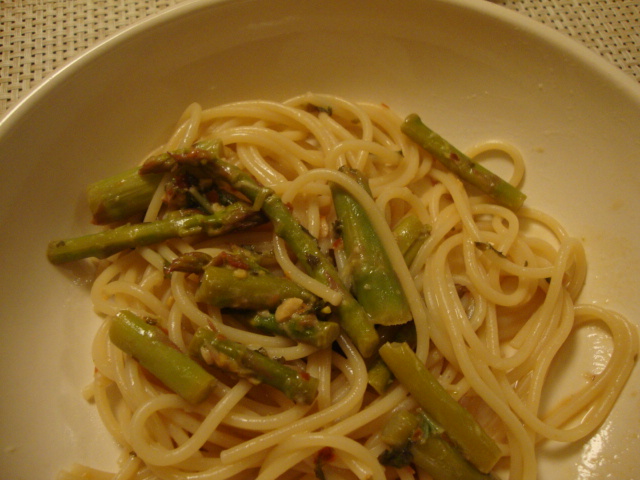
<box><xmin>58</xmin><ymin>93</ymin><xmax>638</xmax><ymax>480</ymax></box>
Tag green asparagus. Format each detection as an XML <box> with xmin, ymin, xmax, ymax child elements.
<box><xmin>379</xmin><ymin>410</ymin><xmax>498</xmax><ymax>480</ymax></box>
<box><xmin>367</xmin><ymin>359</ymin><xmax>395</xmax><ymax>395</ymax></box>
<box><xmin>225</xmin><ymin>245</ymin><xmax>278</xmax><ymax>272</ymax></box>
<box><xmin>392</xmin><ymin>214</ymin><xmax>430</xmax><ymax>266</ymax></box>
<box><xmin>366</xmin><ymin>217</ymin><xmax>426</xmax><ymax>394</ymax></box>
<box><xmin>167</xmin><ymin>252</ymin><xmax>338</xmax><ymax>348</ymax></box>
<box><xmin>401</xmin><ymin>114</ymin><xmax>526</xmax><ymax>210</ymax></box>
<box><xmin>142</xmin><ymin>141</ymin><xmax>380</xmax><ymax>358</ymax></box>
<box><xmin>330</xmin><ymin>167</ymin><xmax>411</xmax><ymax>326</ymax></box>
<box><xmin>109</xmin><ymin>310</ymin><xmax>216</xmax><ymax>404</ymax></box>
<box><xmin>237</xmin><ymin>310</ymin><xmax>340</xmax><ymax>349</ymax></box>
<box><xmin>379</xmin><ymin>342</ymin><xmax>501</xmax><ymax>473</ymax></box>
<box><xmin>165</xmin><ymin>251</ymin><xmax>215</xmax><ymax>275</ymax></box>
<box><xmin>367</xmin><ymin>324</ymin><xmax>416</xmax><ymax>395</ymax></box>
<box><xmin>47</xmin><ymin>202</ymin><xmax>266</xmax><ymax>264</ymax></box>
<box><xmin>190</xmin><ymin>327</ymin><xmax>318</xmax><ymax>404</ymax></box>
<box><xmin>87</xmin><ymin>167</ymin><xmax>164</xmax><ymax>225</ymax></box>
<box><xmin>167</xmin><ymin>248</ymin><xmax>276</xmax><ymax>277</ymax></box>
<box><xmin>139</xmin><ymin>139</ymin><xmax>224</xmax><ymax>175</ymax></box>
<box><xmin>194</xmin><ymin>264</ymin><xmax>322</xmax><ymax>310</ymax></box>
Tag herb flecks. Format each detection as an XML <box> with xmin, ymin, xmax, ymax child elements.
<box><xmin>474</xmin><ymin>241</ymin><xmax>506</xmax><ymax>258</ymax></box>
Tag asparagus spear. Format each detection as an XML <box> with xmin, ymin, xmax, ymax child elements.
<box><xmin>367</xmin><ymin>359</ymin><xmax>396</xmax><ymax>396</ymax></box>
<box><xmin>330</xmin><ymin>167</ymin><xmax>411</xmax><ymax>326</ymax></box>
<box><xmin>367</xmin><ymin>323</ymin><xmax>416</xmax><ymax>395</ymax></box>
<box><xmin>168</xmin><ymin>252</ymin><xmax>339</xmax><ymax>348</ymax></box>
<box><xmin>140</xmin><ymin>139</ymin><xmax>224</xmax><ymax>174</ymax></box>
<box><xmin>194</xmin><ymin>265</ymin><xmax>321</xmax><ymax>310</ymax></box>
<box><xmin>109</xmin><ymin>310</ymin><xmax>216</xmax><ymax>404</ymax></box>
<box><xmin>379</xmin><ymin>409</ymin><xmax>498</xmax><ymax>480</ymax></box>
<box><xmin>165</xmin><ymin>251</ymin><xmax>215</xmax><ymax>275</ymax></box>
<box><xmin>226</xmin><ymin>244</ymin><xmax>279</xmax><ymax>272</ymax></box>
<box><xmin>237</xmin><ymin>310</ymin><xmax>340</xmax><ymax>349</ymax></box>
<box><xmin>392</xmin><ymin>214</ymin><xmax>430</xmax><ymax>266</ymax></box>
<box><xmin>167</xmin><ymin>248</ymin><xmax>276</xmax><ymax>277</ymax></box>
<box><xmin>401</xmin><ymin>114</ymin><xmax>526</xmax><ymax>210</ymax></box>
<box><xmin>47</xmin><ymin>202</ymin><xmax>266</xmax><ymax>264</ymax></box>
<box><xmin>379</xmin><ymin>342</ymin><xmax>501</xmax><ymax>473</ymax></box>
<box><xmin>87</xmin><ymin>167</ymin><xmax>164</xmax><ymax>225</ymax></box>
<box><xmin>142</xmin><ymin>141</ymin><xmax>380</xmax><ymax>358</ymax></box>
<box><xmin>367</xmin><ymin>217</ymin><xmax>426</xmax><ymax>394</ymax></box>
<box><xmin>190</xmin><ymin>327</ymin><xmax>318</xmax><ymax>404</ymax></box>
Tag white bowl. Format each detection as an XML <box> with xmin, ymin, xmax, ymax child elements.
<box><xmin>1</xmin><ymin>0</ymin><xmax>639</xmax><ymax>478</ymax></box>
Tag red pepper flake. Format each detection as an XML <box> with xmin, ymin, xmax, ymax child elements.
<box><xmin>212</xmin><ymin>251</ymin><xmax>250</xmax><ymax>270</ymax></box>
<box><xmin>411</xmin><ymin>427</ymin><xmax>424</xmax><ymax>443</ymax></box>
<box><xmin>225</xmin><ymin>255</ymin><xmax>250</xmax><ymax>270</ymax></box>
<box><xmin>314</xmin><ymin>446</ymin><xmax>333</xmax><ymax>480</ymax></box>
<box><xmin>318</xmin><ymin>446</ymin><xmax>335</xmax><ymax>462</ymax></box>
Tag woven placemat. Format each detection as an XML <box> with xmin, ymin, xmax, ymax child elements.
<box><xmin>1</xmin><ymin>0</ymin><xmax>185</xmax><ymax>114</ymax></box>
<box><xmin>493</xmin><ymin>0</ymin><xmax>640</xmax><ymax>79</ymax></box>
<box><xmin>2</xmin><ymin>0</ymin><xmax>639</xmax><ymax>114</ymax></box>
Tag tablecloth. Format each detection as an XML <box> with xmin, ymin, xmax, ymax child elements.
<box><xmin>2</xmin><ymin>0</ymin><xmax>639</xmax><ymax>114</ymax></box>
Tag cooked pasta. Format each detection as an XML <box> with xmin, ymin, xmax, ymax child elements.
<box><xmin>57</xmin><ymin>93</ymin><xmax>638</xmax><ymax>480</ymax></box>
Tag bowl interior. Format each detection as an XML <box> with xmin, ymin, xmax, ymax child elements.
<box><xmin>1</xmin><ymin>0</ymin><xmax>639</xmax><ymax>478</ymax></box>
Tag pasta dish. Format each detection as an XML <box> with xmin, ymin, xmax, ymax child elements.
<box><xmin>48</xmin><ymin>93</ymin><xmax>638</xmax><ymax>480</ymax></box>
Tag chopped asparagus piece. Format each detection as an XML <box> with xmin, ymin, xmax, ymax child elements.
<box><xmin>380</xmin><ymin>410</ymin><xmax>499</xmax><ymax>480</ymax></box>
<box><xmin>139</xmin><ymin>139</ymin><xmax>224</xmax><ymax>175</ymax></box>
<box><xmin>238</xmin><ymin>310</ymin><xmax>340</xmax><ymax>349</ymax></box>
<box><xmin>401</xmin><ymin>114</ymin><xmax>526</xmax><ymax>210</ymax></box>
<box><xmin>330</xmin><ymin>167</ymin><xmax>411</xmax><ymax>326</ymax></box>
<box><xmin>226</xmin><ymin>245</ymin><xmax>278</xmax><ymax>272</ymax></box>
<box><xmin>367</xmin><ymin>359</ymin><xmax>395</xmax><ymax>395</ymax></box>
<box><xmin>367</xmin><ymin>323</ymin><xmax>416</xmax><ymax>394</ymax></box>
<box><xmin>392</xmin><ymin>214</ymin><xmax>430</xmax><ymax>266</ymax></box>
<box><xmin>47</xmin><ymin>202</ymin><xmax>266</xmax><ymax>264</ymax></box>
<box><xmin>109</xmin><ymin>310</ymin><xmax>216</xmax><ymax>404</ymax></box>
<box><xmin>382</xmin><ymin>409</ymin><xmax>420</xmax><ymax>448</ymax></box>
<box><xmin>142</xmin><ymin>141</ymin><xmax>379</xmax><ymax>358</ymax></box>
<box><xmin>195</xmin><ymin>264</ymin><xmax>321</xmax><ymax>311</ymax></box>
<box><xmin>166</xmin><ymin>251</ymin><xmax>214</xmax><ymax>275</ymax></box>
<box><xmin>364</xmin><ymin>215</ymin><xmax>425</xmax><ymax>394</ymax></box>
<box><xmin>379</xmin><ymin>342</ymin><xmax>501</xmax><ymax>473</ymax></box>
<box><xmin>167</xmin><ymin>248</ymin><xmax>276</xmax><ymax>277</ymax></box>
<box><xmin>168</xmin><ymin>251</ymin><xmax>338</xmax><ymax>348</ymax></box>
<box><xmin>87</xmin><ymin>167</ymin><xmax>164</xmax><ymax>225</ymax></box>
<box><xmin>190</xmin><ymin>327</ymin><xmax>318</xmax><ymax>404</ymax></box>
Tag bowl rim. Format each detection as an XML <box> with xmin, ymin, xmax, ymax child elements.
<box><xmin>2</xmin><ymin>0</ymin><xmax>640</xmax><ymax>134</ymax></box>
